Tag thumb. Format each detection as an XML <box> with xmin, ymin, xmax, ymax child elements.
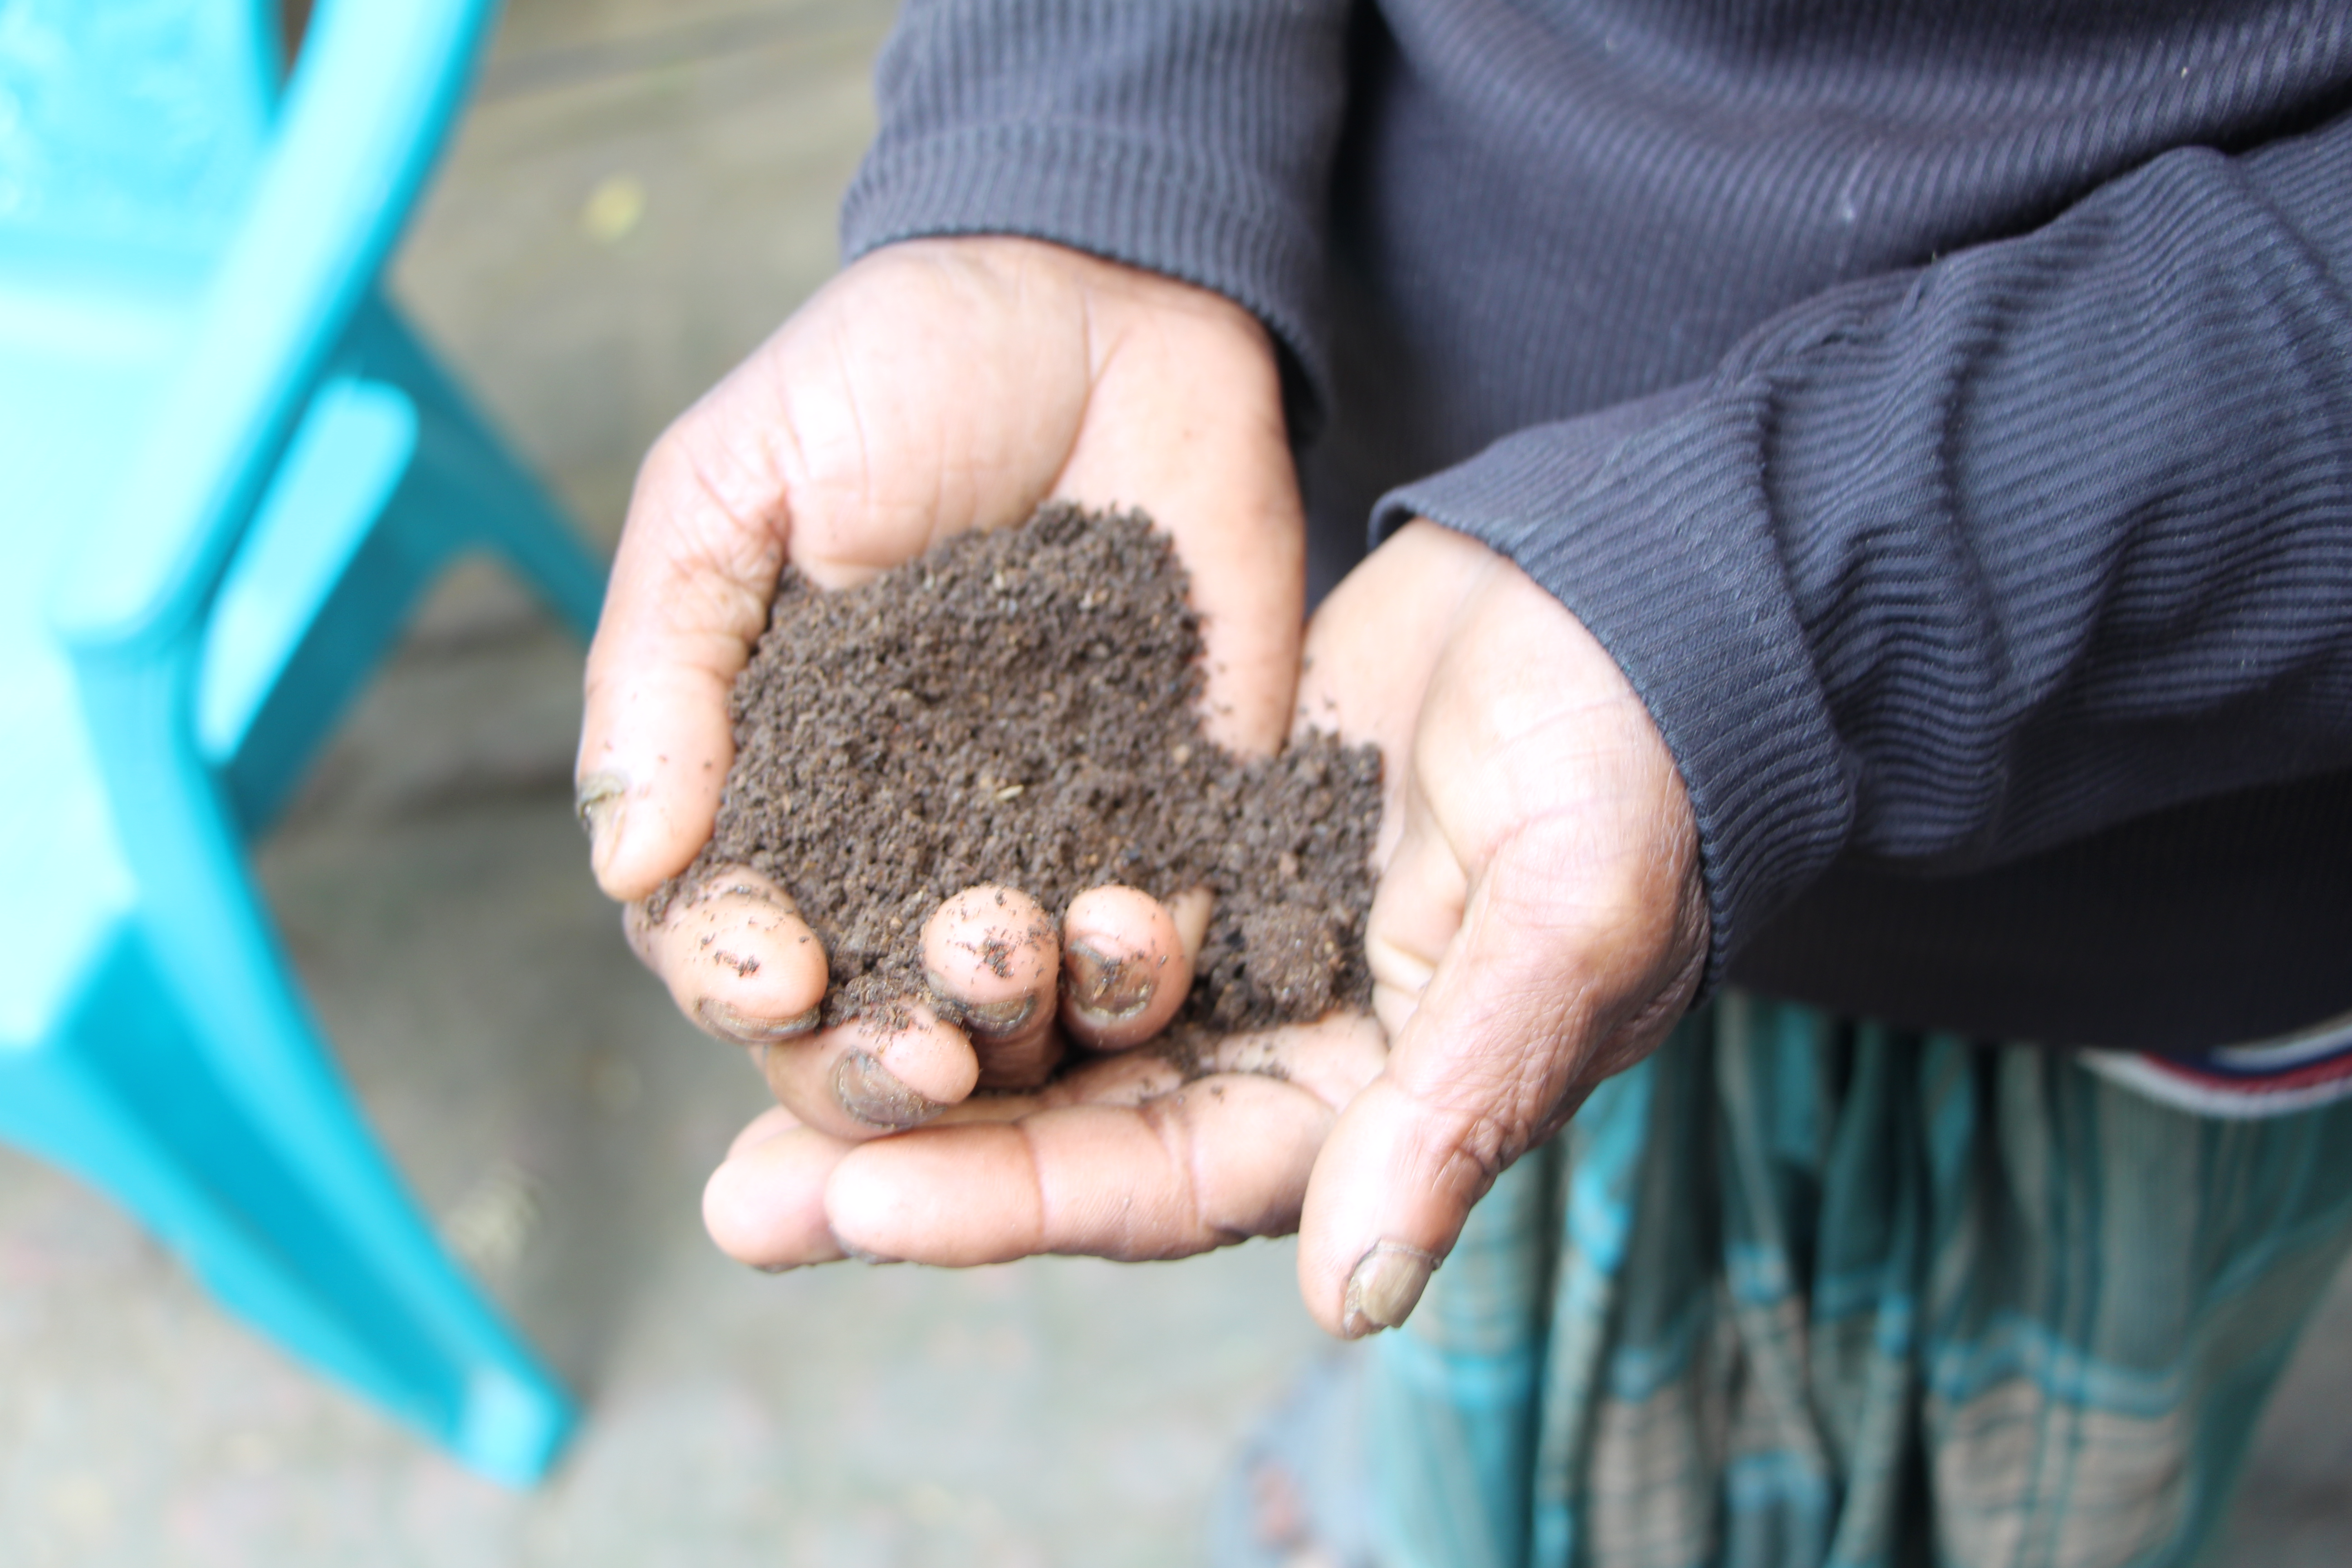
<box><xmin>577</xmin><ymin>412</ymin><xmax>787</xmax><ymax>901</ymax></box>
<box><xmin>1297</xmin><ymin>803</ymin><xmax>1698</xmax><ymax>1338</ymax></box>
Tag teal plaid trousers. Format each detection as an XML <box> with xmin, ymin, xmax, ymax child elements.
<box><xmin>1366</xmin><ymin>992</ymin><xmax>2352</xmax><ymax>1568</ymax></box>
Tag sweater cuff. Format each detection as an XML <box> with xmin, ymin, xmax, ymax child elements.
<box><xmin>1373</xmin><ymin>387</ymin><xmax>1856</xmax><ymax>994</ymax></box>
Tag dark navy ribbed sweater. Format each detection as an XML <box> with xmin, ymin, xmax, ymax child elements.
<box><xmin>841</xmin><ymin>0</ymin><xmax>2352</xmax><ymax>1052</ymax></box>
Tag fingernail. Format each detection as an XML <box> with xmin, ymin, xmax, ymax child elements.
<box><xmin>831</xmin><ymin>1049</ymin><xmax>945</xmax><ymax>1130</ymax></box>
<box><xmin>1342</xmin><ymin>1241</ymin><xmax>1439</xmax><ymax>1337</ymax></box>
<box><xmin>753</xmin><ymin>1261</ymin><xmax>796</xmax><ymax>1275</ymax></box>
<box><xmin>696</xmin><ymin>996</ymin><xmax>821</xmax><ymax>1045</ymax></box>
<box><xmin>1063</xmin><ymin>943</ymin><xmax>1152</xmax><ymax>1021</ymax></box>
<box><xmin>576</xmin><ymin>771</ymin><xmax>627</xmax><ymax>874</ymax></box>
<box><xmin>838</xmin><ymin>1240</ymin><xmax>901</xmax><ymax>1266</ymax></box>
<box><xmin>950</xmin><ymin>993</ymin><xmax>1037</xmax><ymax>1040</ymax></box>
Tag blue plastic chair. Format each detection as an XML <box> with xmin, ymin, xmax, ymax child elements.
<box><xmin>0</xmin><ymin>0</ymin><xmax>603</xmax><ymax>1484</ymax></box>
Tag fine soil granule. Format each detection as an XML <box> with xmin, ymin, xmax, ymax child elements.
<box><xmin>665</xmin><ymin>503</ymin><xmax>1381</xmax><ymax>1037</ymax></box>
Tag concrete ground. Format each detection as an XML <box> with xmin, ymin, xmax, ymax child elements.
<box><xmin>3</xmin><ymin>1</ymin><xmax>2347</xmax><ymax>1563</ymax></box>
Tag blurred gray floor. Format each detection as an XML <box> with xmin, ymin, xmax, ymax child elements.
<box><xmin>2</xmin><ymin>2</ymin><xmax>2347</xmax><ymax>1563</ymax></box>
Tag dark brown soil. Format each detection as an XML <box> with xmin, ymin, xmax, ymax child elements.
<box><xmin>660</xmin><ymin>504</ymin><xmax>1380</xmax><ymax>1036</ymax></box>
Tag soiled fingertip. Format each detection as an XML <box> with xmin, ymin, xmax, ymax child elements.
<box><xmin>647</xmin><ymin>868</ymin><xmax>831</xmax><ymax>1042</ymax></box>
<box><xmin>587</xmin><ymin>785</ymin><xmax>698</xmax><ymax>904</ymax></box>
<box><xmin>1061</xmin><ymin>885</ymin><xmax>1195</xmax><ymax>1050</ymax></box>
<box><xmin>816</xmin><ymin>1009</ymin><xmax>983</xmax><ymax>1126</ymax></box>
<box><xmin>829</xmin><ymin>1049</ymin><xmax>947</xmax><ymax>1130</ymax></box>
<box><xmin>1063</xmin><ymin>885</ymin><xmax>1173</xmax><ymax>968</ymax></box>
<box><xmin>1341</xmin><ymin>1240</ymin><xmax>1439</xmax><ymax>1338</ymax></box>
<box><xmin>576</xmin><ymin>642</ymin><xmax>740</xmax><ymax>897</ymax></box>
<box><xmin>922</xmin><ymin>885</ymin><xmax>1059</xmax><ymax>1012</ymax></box>
<box><xmin>922</xmin><ymin>886</ymin><xmax>1063</xmax><ymax>1087</ymax></box>
<box><xmin>746</xmin><ymin>1003</ymin><xmax>983</xmax><ymax>1141</ymax></box>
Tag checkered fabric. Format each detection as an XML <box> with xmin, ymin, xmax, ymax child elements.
<box><xmin>1367</xmin><ymin>994</ymin><xmax>2352</xmax><ymax>1568</ymax></box>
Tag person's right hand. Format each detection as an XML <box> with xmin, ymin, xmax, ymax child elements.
<box><xmin>574</xmin><ymin>237</ymin><xmax>1307</xmax><ymax>1140</ymax></box>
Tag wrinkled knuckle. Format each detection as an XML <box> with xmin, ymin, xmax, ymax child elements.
<box><xmin>1399</xmin><ymin>1078</ymin><xmax>1523</xmax><ymax>1188</ymax></box>
<box><xmin>1431</xmin><ymin>1109</ymin><xmax>1515</xmax><ymax>1202</ymax></box>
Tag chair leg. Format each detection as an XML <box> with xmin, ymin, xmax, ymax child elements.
<box><xmin>0</xmin><ymin>931</ymin><xmax>573</xmax><ymax>1485</ymax></box>
<box><xmin>218</xmin><ymin>446</ymin><xmax>457</xmax><ymax>835</ymax></box>
<box><xmin>50</xmin><ymin>652</ymin><xmax>576</xmax><ymax>1484</ymax></box>
<box><xmin>347</xmin><ymin>294</ymin><xmax>608</xmax><ymax>643</ymax></box>
<box><xmin>216</xmin><ymin>299</ymin><xmax>608</xmax><ymax>833</ymax></box>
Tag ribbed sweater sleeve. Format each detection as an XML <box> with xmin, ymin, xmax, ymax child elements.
<box><xmin>839</xmin><ymin>0</ymin><xmax>1352</xmax><ymax>410</ymax></box>
<box><xmin>1377</xmin><ymin>108</ymin><xmax>2352</xmax><ymax>993</ymax></box>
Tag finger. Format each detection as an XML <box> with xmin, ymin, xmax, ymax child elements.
<box><xmin>704</xmin><ymin>1118</ymin><xmax>854</xmax><ymax>1270</ymax></box>
<box><xmin>921</xmin><ymin>886</ymin><xmax>1062</xmax><ymax>1089</ymax></box>
<box><xmin>626</xmin><ymin>865</ymin><xmax>829</xmax><ymax>1045</ymax></box>
<box><xmin>579</xmin><ymin>413</ymin><xmax>791</xmax><ymax>901</ymax></box>
<box><xmin>1059</xmin><ymin>885</ymin><xmax>1207</xmax><ymax>1050</ymax></box>
<box><xmin>823</xmin><ymin>1015</ymin><xmax>1386</xmax><ymax>1265</ymax></box>
<box><xmin>828</xmin><ymin>1080</ymin><xmax>1323</xmax><ymax>1267</ymax></box>
<box><xmin>1298</xmin><ymin>562</ymin><xmax>1710</xmax><ymax>1337</ymax></box>
<box><xmin>755</xmin><ymin>1005</ymin><xmax>982</xmax><ymax>1142</ymax></box>
<box><xmin>1298</xmin><ymin>813</ymin><xmax>1698</xmax><ymax>1339</ymax></box>
<box><xmin>703</xmin><ymin>1049</ymin><xmax>1193</xmax><ymax>1272</ymax></box>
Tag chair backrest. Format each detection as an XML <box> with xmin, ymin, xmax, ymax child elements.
<box><xmin>0</xmin><ymin>0</ymin><xmax>283</xmax><ymax>281</ymax></box>
<box><xmin>51</xmin><ymin>0</ymin><xmax>499</xmax><ymax>657</ymax></box>
<box><xmin>1</xmin><ymin>0</ymin><xmax>495</xmax><ymax>1046</ymax></box>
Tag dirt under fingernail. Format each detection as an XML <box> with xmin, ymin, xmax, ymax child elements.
<box><xmin>831</xmin><ymin>1050</ymin><xmax>945</xmax><ymax>1130</ymax></box>
<box><xmin>696</xmin><ymin>996</ymin><xmax>819</xmax><ymax>1044</ymax></box>
<box><xmin>1065</xmin><ymin>945</ymin><xmax>1151</xmax><ymax>1019</ymax></box>
<box><xmin>648</xmin><ymin>504</ymin><xmax>1381</xmax><ymax>1037</ymax></box>
<box><xmin>950</xmin><ymin>993</ymin><xmax>1038</xmax><ymax>1039</ymax></box>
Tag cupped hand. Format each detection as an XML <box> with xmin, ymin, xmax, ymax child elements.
<box><xmin>575</xmin><ymin>236</ymin><xmax>1305</xmax><ymax>1128</ymax></box>
<box><xmin>701</xmin><ymin>522</ymin><xmax>1711</xmax><ymax>1339</ymax></box>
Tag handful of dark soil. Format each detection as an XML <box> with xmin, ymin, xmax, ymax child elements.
<box><xmin>670</xmin><ymin>503</ymin><xmax>1381</xmax><ymax>1035</ymax></box>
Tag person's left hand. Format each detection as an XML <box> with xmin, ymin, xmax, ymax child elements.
<box><xmin>704</xmin><ymin>522</ymin><xmax>1711</xmax><ymax>1338</ymax></box>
